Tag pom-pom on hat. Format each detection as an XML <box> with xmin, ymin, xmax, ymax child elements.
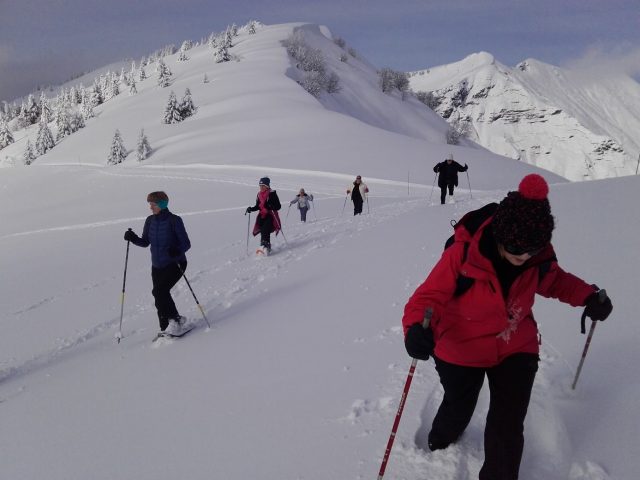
<box><xmin>259</xmin><ymin>177</ymin><xmax>270</xmax><ymax>187</ymax></box>
<box><xmin>492</xmin><ymin>174</ymin><xmax>554</xmax><ymax>254</ymax></box>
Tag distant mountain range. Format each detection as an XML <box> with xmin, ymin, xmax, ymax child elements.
<box><xmin>409</xmin><ymin>52</ymin><xmax>640</xmax><ymax>181</ymax></box>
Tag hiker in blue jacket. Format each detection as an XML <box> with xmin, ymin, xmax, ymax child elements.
<box><xmin>124</xmin><ymin>191</ymin><xmax>191</xmax><ymax>335</ymax></box>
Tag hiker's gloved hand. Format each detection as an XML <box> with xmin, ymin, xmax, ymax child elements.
<box><xmin>245</xmin><ymin>206</ymin><xmax>252</xmax><ymax>214</ymax></box>
<box><xmin>583</xmin><ymin>290</ymin><xmax>613</xmax><ymax>321</ymax></box>
<box><xmin>168</xmin><ymin>246</ymin><xmax>181</xmax><ymax>258</ymax></box>
<box><xmin>405</xmin><ymin>323</ymin><xmax>435</xmax><ymax>361</ymax></box>
<box><xmin>124</xmin><ymin>230</ymin><xmax>139</xmax><ymax>242</ymax></box>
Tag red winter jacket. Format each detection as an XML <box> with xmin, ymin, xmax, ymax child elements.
<box><xmin>402</xmin><ymin>217</ymin><xmax>595</xmax><ymax>367</ymax></box>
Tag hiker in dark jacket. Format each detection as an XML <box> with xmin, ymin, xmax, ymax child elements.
<box><xmin>289</xmin><ymin>188</ymin><xmax>314</xmax><ymax>222</ymax></box>
<box><xmin>434</xmin><ymin>154</ymin><xmax>468</xmax><ymax>204</ymax></box>
<box><xmin>124</xmin><ymin>191</ymin><xmax>191</xmax><ymax>335</ymax></box>
<box><xmin>346</xmin><ymin>175</ymin><xmax>369</xmax><ymax>215</ymax></box>
<box><xmin>402</xmin><ymin>174</ymin><xmax>612</xmax><ymax>480</ymax></box>
<box><xmin>245</xmin><ymin>177</ymin><xmax>282</xmax><ymax>252</ymax></box>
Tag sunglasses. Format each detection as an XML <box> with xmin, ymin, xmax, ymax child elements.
<box><xmin>503</xmin><ymin>244</ymin><xmax>544</xmax><ymax>257</ymax></box>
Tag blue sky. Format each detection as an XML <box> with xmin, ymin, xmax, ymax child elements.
<box><xmin>1</xmin><ymin>0</ymin><xmax>639</xmax><ymax>102</ymax></box>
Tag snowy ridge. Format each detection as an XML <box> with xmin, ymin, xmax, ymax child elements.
<box><xmin>409</xmin><ymin>52</ymin><xmax>640</xmax><ymax>181</ymax></box>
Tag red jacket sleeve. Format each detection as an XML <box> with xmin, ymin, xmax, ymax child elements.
<box><xmin>536</xmin><ymin>262</ymin><xmax>595</xmax><ymax>306</ymax></box>
<box><xmin>402</xmin><ymin>243</ymin><xmax>465</xmax><ymax>335</ymax></box>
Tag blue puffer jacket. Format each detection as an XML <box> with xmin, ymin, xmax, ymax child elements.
<box><xmin>132</xmin><ymin>209</ymin><xmax>191</xmax><ymax>268</ymax></box>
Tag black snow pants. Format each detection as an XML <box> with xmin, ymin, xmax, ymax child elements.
<box><xmin>430</xmin><ymin>353</ymin><xmax>539</xmax><ymax>480</ymax></box>
<box><xmin>257</xmin><ymin>214</ymin><xmax>274</xmax><ymax>247</ymax></box>
<box><xmin>440</xmin><ymin>184</ymin><xmax>455</xmax><ymax>204</ymax></box>
<box><xmin>151</xmin><ymin>260</ymin><xmax>187</xmax><ymax>330</ymax></box>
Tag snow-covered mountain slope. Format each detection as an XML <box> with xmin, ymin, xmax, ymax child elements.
<box><xmin>0</xmin><ymin>23</ymin><xmax>475</xmax><ymax>181</ymax></box>
<box><xmin>409</xmin><ymin>52</ymin><xmax>640</xmax><ymax>181</ymax></box>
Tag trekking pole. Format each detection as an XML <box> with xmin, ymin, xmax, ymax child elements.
<box><xmin>377</xmin><ymin>308</ymin><xmax>433</xmax><ymax>479</ymax></box>
<box><xmin>116</xmin><ymin>229</ymin><xmax>132</xmax><ymax>344</ymax></box>
<box><xmin>245</xmin><ymin>211</ymin><xmax>251</xmax><ymax>256</ymax></box>
<box><xmin>466</xmin><ymin>170</ymin><xmax>473</xmax><ymax>199</ymax></box>
<box><xmin>274</xmin><ymin>215</ymin><xmax>288</xmax><ymax>246</ymax></box>
<box><xmin>312</xmin><ymin>200</ymin><xmax>318</xmax><ymax>221</ymax></box>
<box><xmin>571</xmin><ymin>289</ymin><xmax>607</xmax><ymax>390</ymax></box>
<box><xmin>428</xmin><ymin>172</ymin><xmax>437</xmax><ymax>204</ymax></box>
<box><xmin>341</xmin><ymin>193</ymin><xmax>348</xmax><ymax>215</ymax></box>
<box><xmin>176</xmin><ymin>262</ymin><xmax>211</xmax><ymax>329</ymax></box>
<box><xmin>366</xmin><ymin>195</ymin><xmax>370</xmax><ymax>214</ymax></box>
<box><xmin>286</xmin><ymin>203</ymin><xmax>291</xmax><ymax>221</ymax></box>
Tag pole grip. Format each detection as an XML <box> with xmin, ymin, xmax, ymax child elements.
<box><xmin>581</xmin><ymin>289</ymin><xmax>607</xmax><ymax>333</ymax></box>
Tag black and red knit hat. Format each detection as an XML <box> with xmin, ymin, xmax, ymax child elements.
<box><xmin>492</xmin><ymin>174</ymin><xmax>554</xmax><ymax>253</ymax></box>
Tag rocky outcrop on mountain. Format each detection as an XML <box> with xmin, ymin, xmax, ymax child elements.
<box><xmin>409</xmin><ymin>52</ymin><xmax>639</xmax><ymax>181</ymax></box>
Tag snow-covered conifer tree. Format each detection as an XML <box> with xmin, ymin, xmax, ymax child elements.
<box><xmin>207</xmin><ymin>32</ymin><xmax>218</xmax><ymax>50</ymax></box>
<box><xmin>91</xmin><ymin>79</ymin><xmax>103</xmax><ymax>105</ymax></box>
<box><xmin>246</xmin><ymin>20</ymin><xmax>260</xmax><ymax>35</ymax></box>
<box><xmin>23</xmin><ymin>140</ymin><xmax>36</xmax><ymax>165</ymax></box>
<box><xmin>136</xmin><ymin>128</ymin><xmax>152</xmax><ymax>161</ymax></box>
<box><xmin>178</xmin><ymin>49</ymin><xmax>189</xmax><ymax>62</ymax></box>
<box><xmin>139</xmin><ymin>66</ymin><xmax>147</xmax><ymax>81</ymax></box>
<box><xmin>39</xmin><ymin>92</ymin><xmax>52</xmax><ymax>122</ymax></box>
<box><xmin>214</xmin><ymin>43</ymin><xmax>231</xmax><ymax>63</ymax></box>
<box><xmin>55</xmin><ymin>107</ymin><xmax>72</xmax><ymax>141</ymax></box>
<box><xmin>25</xmin><ymin>94</ymin><xmax>40</xmax><ymax>125</ymax></box>
<box><xmin>80</xmin><ymin>91</ymin><xmax>95</xmax><ymax>120</ymax></box>
<box><xmin>107</xmin><ymin>129</ymin><xmax>127</xmax><ymax>165</ymax></box>
<box><xmin>16</xmin><ymin>102</ymin><xmax>29</xmax><ymax>129</ymax></box>
<box><xmin>0</xmin><ymin>117</ymin><xmax>14</xmax><ymax>149</ymax></box>
<box><xmin>35</xmin><ymin>118</ymin><xmax>55</xmax><ymax>155</ymax></box>
<box><xmin>69</xmin><ymin>110</ymin><xmax>85</xmax><ymax>133</ymax></box>
<box><xmin>224</xmin><ymin>27</ymin><xmax>234</xmax><ymax>48</ymax></box>
<box><xmin>163</xmin><ymin>91</ymin><xmax>182</xmax><ymax>124</ymax></box>
<box><xmin>156</xmin><ymin>59</ymin><xmax>172</xmax><ymax>87</ymax></box>
<box><xmin>179</xmin><ymin>88</ymin><xmax>196</xmax><ymax>118</ymax></box>
<box><xmin>129</xmin><ymin>77</ymin><xmax>137</xmax><ymax>95</ymax></box>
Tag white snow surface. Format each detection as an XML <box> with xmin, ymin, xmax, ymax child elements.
<box><xmin>1</xmin><ymin>23</ymin><xmax>639</xmax><ymax>480</ymax></box>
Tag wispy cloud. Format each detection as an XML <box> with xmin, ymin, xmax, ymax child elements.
<box><xmin>565</xmin><ymin>45</ymin><xmax>640</xmax><ymax>78</ymax></box>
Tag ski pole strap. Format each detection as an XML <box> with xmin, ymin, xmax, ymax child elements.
<box><xmin>422</xmin><ymin>307</ymin><xmax>433</xmax><ymax>329</ymax></box>
<box><xmin>580</xmin><ymin>289</ymin><xmax>607</xmax><ymax>334</ymax></box>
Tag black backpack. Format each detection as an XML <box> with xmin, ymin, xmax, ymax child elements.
<box><xmin>444</xmin><ymin>203</ymin><xmax>553</xmax><ymax>297</ymax></box>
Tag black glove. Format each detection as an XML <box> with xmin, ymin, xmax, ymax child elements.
<box><xmin>168</xmin><ymin>246</ymin><xmax>181</xmax><ymax>258</ymax></box>
<box><xmin>404</xmin><ymin>323</ymin><xmax>435</xmax><ymax>361</ymax></box>
<box><xmin>464</xmin><ymin>163</ymin><xmax>468</xmax><ymax>169</ymax></box>
<box><xmin>124</xmin><ymin>230</ymin><xmax>139</xmax><ymax>242</ymax></box>
<box><xmin>583</xmin><ymin>290</ymin><xmax>613</xmax><ymax>322</ymax></box>
<box><xmin>245</xmin><ymin>206</ymin><xmax>252</xmax><ymax>214</ymax></box>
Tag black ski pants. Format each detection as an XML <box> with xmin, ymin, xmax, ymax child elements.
<box><xmin>430</xmin><ymin>353</ymin><xmax>539</xmax><ymax>480</ymax></box>
<box><xmin>352</xmin><ymin>198</ymin><xmax>363</xmax><ymax>215</ymax></box>
<box><xmin>151</xmin><ymin>260</ymin><xmax>186</xmax><ymax>330</ymax></box>
<box><xmin>440</xmin><ymin>184</ymin><xmax>455</xmax><ymax>204</ymax></box>
<box><xmin>257</xmin><ymin>214</ymin><xmax>274</xmax><ymax>247</ymax></box>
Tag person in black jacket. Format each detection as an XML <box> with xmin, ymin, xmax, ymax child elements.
<box><xmin>245</xmin><ymin>177</ymin><xmax>282</xmax><ymax>253</ymax></box>
<box><xmin>434</xmin><ymin>154</ymin><xmax>468</xmax><ymax>204</ymax></box>
<box><xmin>124</xmin><ymin>191</ymin><xmax>191</xmax><ymax>335</ymax></box>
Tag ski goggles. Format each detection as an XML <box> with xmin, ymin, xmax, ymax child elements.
<box><xmin>503</xmin><ymin>244</ymin><xmax>545</xmax><ymax>257</ymax></box>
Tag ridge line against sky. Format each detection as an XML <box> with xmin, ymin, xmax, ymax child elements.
<box><xmin>1</xmin><ymin>0</ymin><xmax>639</xmax><ymax>102</ymax></box>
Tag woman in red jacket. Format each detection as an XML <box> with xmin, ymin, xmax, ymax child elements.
<box><xmin>402</xmin><ymin>174</ymin><xmax>612</xmax><ymax>480</ymax></box>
